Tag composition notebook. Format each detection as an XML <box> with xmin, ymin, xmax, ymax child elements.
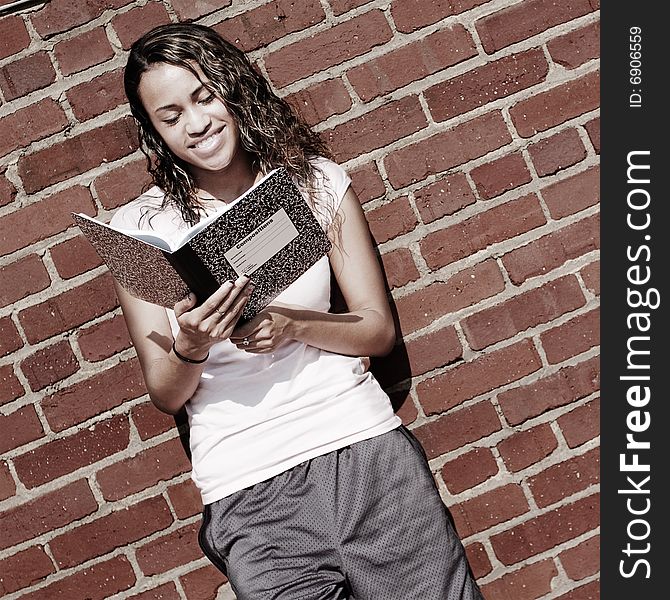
<box><xmin>73</xmin><ymin>168</ymin><xmax>332</xmax><ymax>321</ymax></box>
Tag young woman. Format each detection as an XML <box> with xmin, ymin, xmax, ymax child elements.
<box><xmin>115</xmin><ymin>22</ymin><xmax>484</xmax><ymax>600</ymax></box>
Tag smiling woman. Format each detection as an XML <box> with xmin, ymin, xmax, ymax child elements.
<box><xmin>109</xmin><ymin>22</ymin><xmax>484</xmax><ymax>600</ymax></box>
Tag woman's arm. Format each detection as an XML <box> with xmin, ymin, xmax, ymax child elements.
<box><xmin>115</xmin><ymin>277</ymin><xmax>253</xmax><ymax>414</ymax></box>
<box><xmin>230</xmin><ymin>187</ymin><xmax>396</xmax><ymax>357</ymax></box>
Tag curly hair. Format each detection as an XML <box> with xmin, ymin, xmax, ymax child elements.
<box><xmin>124</xmin><ymin>23</ymin><xmax>333</xmax><ymax>226</ymax></box>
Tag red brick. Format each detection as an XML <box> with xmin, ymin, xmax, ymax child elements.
<box><xmin>54</xmin><ymin>27</ymin><xmax>115</xmax><ymax>76</ymax></box>
<box><xmin>414</xmin><ymin>173</ymin><xmax>476</xmax><ymax>224</ymax></box>
<box><xmin>95</xmin><ymin>158</ymin><xmax>153</xmax><ymax>210</ymax></box>
<box><xmin>491</xmin><ymin>493</ymin><xmax>599</xmax><ymax>565</ymax></box>
<box><xmin>548</xmin><ymin>21</ymin><xmax>600</xmax><ymax>69</ymax></box>
<box><xmin>131</xmin><ymin>400</ymin><xmax>176</xmax><ymax>441</ymax></box>
<box><xmin>215</xmin><ymin>0</ymin><xmax>324</xmax><ymax>53</ymax></box>
<box><xmin>50</xmin><ymin>235</ymin><xmax>104</xmax><ymax>280</ymax></box>
<box><xmin>529</xmin><ymin>447</ymin><xmax>600</xmax><ymax>508</ymax></box>
<box><xmin>19</xmin><ymin>555</ymin><xmax>135</xmax><ymax>600</ymax></box>
<box><xmin>41</xmin><ymin>357</ymin><xmax>145</xmax><ymax>431</ymax></box>
<box><xmin>420</xmin><ymin>193</ymin><xmax>546</xmax><ymax>270</ymax></box>
<box><xmin>127</xmin><ymin>582</ymin><xmax>180</xmax><ymax>600</ymax></box>
<box><xmin>392</xmin><ymin>390</ymin><xmax>418</xmax><ymax>426</ymax></box>
<box><xmin>0</xmin><ymin>186</ymin><xmax>95</xmax><ymax>257</ymax></box>
<box><xmin>111</xmin><ymin>2</ymin><xmax>172</xmax><ymax>49</ymax></box>
<box><xmin>30</xmin><ymin>0</ymin><xmax>134</xmax><ymax>38</ymax></box>
<box><xmin>470</xmin><ymin>152</ymin><xmax>532</xmax><ymax>200</ymax></box>
<box><xmin>0</xmin><ymin>364</ymin><xmax>24</xmax><ymax>406</ymax></box>
<box><xmin>510</xmin><ymin>71</ymin><xmax>600</xmax><ymax>138</ymax></box>
<box><xmin>497</xmin><ymin>423</ymin><xmax>558</xmax><ymax>473</ymax></box>
<box><xmin>384</xmin><ymin>111</ymin><xmax>511</xmax><ymax>189</ymax></box>
<box><xmin>330</xmin><ymin>0</ymin><xmax>374</xmax><ymax>15</ymax></box>
<box><xmin>554</xmin><ymin>580</ymin><xmax>600</xmax><ymax>600</ymax></box>
<box><xmin>348</xmin><ymin>25</ymin><xmax>476</xmax><ymax>102</ymax></box>
<box><xmin>441</xmin><ymin>447</ymin><xmax>498</xmax><ymax>494</ymax></box>
<box><xmin>0</xmin><ymin>546</ymin><xmax>55</xmax><ymax>595</ymax></box>
<box><xmin>67</xmin><ymin>68</ymin><xmax>126</xmax><ymax>121</ymax></box>
<box><xmin>179</xmin><ymin>564</ymin><xmax>228</xmax><ymax>599</ymax></box>
<box><xmin>0</xmin><ymin>98</ymin><xmax>68</xmax><ymax>159</ymax></box>
<box><xmin>18</xmin><ymin>117</ymin><xmax>138</xmax><ymax>194</ymax></box>
<box><xmin>498</xmin><ymin>356</ymin><xmax>600</xmax><ymax>426</ymax></box>
<box><xmin>77</xmin><ymin>314</ymin><xmax>132</xmax><ymax>361</ymax></box>
<box><xmin>418</xmin><ymin>339</ymin><xmax>541</xmax><ymax>416</ymax></box>
<box><xmin>0</xmin><ymin>171</ymin><xmax>17</xmax><ymax>207</ymax></box>
<box><xmin>580</xmin><ymin>260</ymin><xmax>599</xmax><ymax>295</ymax></box>
<box><xmin>560</xmin><ymin>535</ymin><xmax>599</xmax><ymax>580</ymax></box>
<box><xmin>481</xmin><ymin>559</ymin><xmax>558</xmax><ymax>600</ymax></box>
<box><xmin>558</xmin><ymin>398</ymin><xmax>600</xmax><ymax>448</ymax></box>
<box><xmin>0</xmin><ymin>479</ymin><xmax>97</xmax><ymax>551</ymax></box>
<box><xmin>425</xmin><ymin>49</ymin><xmax>549</xmax><ymax>123</ymax></box>
<box><xmin>0</xmin><ymin>460</ymin><xmax>16</xmax><ymax>501</ymax></box>
<box><xmin>413</xmin><ymin>401</ymin><xmax>502</xmax><ymax>459</ymax></box>
<box><xmin>0</xmin><ymin>254</ymin><xmax>51</xmax><ymax>308</ymax></box>
<box><xmin>394</xmin><ymin>259</ymin><xmax>504</xmax><ymax>334</ymax></box>
<box><xmin>18</xmin><ymin>272</ymin><xmax>118</xmax><ymax>344</ymax></box>
<box><xmin>502</xmin><ymin>213</ymin><xmax>599</xmax><ymax>284</ymax></box>
<box><xmin>0</xmin><ymin>15</ymin><xmax>30</xmax><ymax>60</ymax></box>
<box><xmin>97</xmin><ymin>437</ymin><xmax>191</xmax><ymax>501</ymax></box>
<box><xmin>0</xmin><ymin>52</ymin><xmax>56</xmax><ymax>101</ymax></box>
<box><xmin>51</xmin><ymin>494</ymin><xmax>173</xmax><ymax>568</ymax></box>
<box><xmin>543</xmin><ymin>166</ymin><xmax>600</xmax><ymax>219</ymax></box>
<box><xmin>349</xmin><ymin>162</ymin><xmax>385</xmax><ymax>204</ymax></box>
<box><xmin>365</xmin><ymin>196</ymin><xmax>418</xmax><ymax>244</ymax></box>
<box><xmin>452</xmin><ymin>484</ymin><xmax>529</xmax><ymax>537</ymax></box>
<box><xmin>391</xmin><ymin>0</ymin><xmax>488</xmax><ymax>33</ymax></box>
<box><xmin>136</xmin><ymin>522</ymin><xmax>202</xmax><ymax>576</ymax></box>
<box><xmin>265</xmin><ymin>10</ymin><xmax>393</xmax><ymax>87</ymax></box>
<box><xmin>325</xmin><ymin>96</ymin><xmax>428</xmax><ymax>163</ymax></box>
<box><xmin>13</xmin><ymin>414</ymin><xmax>130</xmax><ymax>488</ymax></box>
<box><xmin>286</xmin><ymin>78</ymin><xmax>351</xmax><ymax>126</ymax></box>
<box><xmin>20</xmin><ymin>340</ymin><xmax>79</xmax><ymax>392</ymax></box>
<box><xmin>0</xmin><ymin>405</ymin><xmax>43</xmax><ymax>454</ymax></box>
<box><xmin>584</xmin><ymin>117</ymin><xmax>600</xmax><ymax>153</ymax></box>
<box><xmin>374</xmin><ymin>325</ymin><xmax>462</xmax><ymax>389</ymax></box>
<box><xmin>168</xmin><ymin>478</ymin><xmax>203</xmax><ymax>520</ymax></box>
<box><xmin>1</xmin><ymin>315</ymin><xmax>23</xmax><ymax>357</ymax></box>
<box><xmin>476</xmin><ymin>0</ymin><xmax>597</xmax><ymax>54</ymax></box>
<box><xmin>380</xmin><ymin>247</ymin><xmax>419</xmax><ymax>289</ymax></box>
<box><xmin>528</xmin><ymin>128</ymin><xmax>588</xmax><ymax>177</ymax></box>
<box><xmin>462</xmin><ymin>275</ymin><xmax>586</xmax><ymax>350</ymax></box>
<box><xmin>464</xmin><ymin>542</ymin><xmax>492</xmax><ymax>579</ymax></box>
<box><xmin>170</xmin><ymin>0</ymin><xmax>231</xmax><ymax>20</ymax></box>
<box><xmin>541</xmin><ymin>308</ymin><xmax>600</xmax><ymax>364</ymax></box>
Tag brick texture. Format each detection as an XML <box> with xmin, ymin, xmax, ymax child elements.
<box><xmin>0</xmin><ymin>1</ymin><xmax>599</xmax><ymax>596</ymax></box>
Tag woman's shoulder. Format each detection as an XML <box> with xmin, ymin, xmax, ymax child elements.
<box><xmin>109</xmin><ymin>186</ymin><xmax>166</xmax><ymax>230</ymax></box>
<box><xmin>309</xmin><ymin>157</ymin><xmax>351</xmax><ymax>201</ymax></box>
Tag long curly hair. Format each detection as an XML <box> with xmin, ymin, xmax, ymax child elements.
<box><xmin>124</xmin><ymin>23</ymin><xmax>333</xmax><ymax>226</ymax></box>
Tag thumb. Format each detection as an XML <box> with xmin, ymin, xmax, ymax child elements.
<box><xmin>174</xmin><ymin>292</ymin><xmax>197</xmax><ymax>317</ymax></box>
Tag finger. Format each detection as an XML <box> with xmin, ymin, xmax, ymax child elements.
<box><xmin>211</xmin><ymin>287</ymin><xmax>252</xmax><ymax>337</ymax></box>
<box><xmin>200</xmin><ymin>276</ymin><xmax>251</xmax><ymax>321</ymax></box>
<box><xmin>174</xmin><ymin>293</ymin><xmax>197</xmax><ymax>318</ymax></box>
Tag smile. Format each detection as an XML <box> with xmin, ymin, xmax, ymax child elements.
<box><xmin>192</xmin><ymin>128</ymin><xmax>223</xmax><ymax>151</ymax></box>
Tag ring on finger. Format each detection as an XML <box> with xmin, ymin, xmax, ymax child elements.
<box><xmin>242</xmin><ymin>338</ymin><xmax>250</xmax><ymax>346</ymax></box>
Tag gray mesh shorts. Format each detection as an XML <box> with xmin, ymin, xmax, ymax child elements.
<box><xmin>198</xmin><ymin>426</ymin><xmax>485</xmax><ymax>600</ymax></box>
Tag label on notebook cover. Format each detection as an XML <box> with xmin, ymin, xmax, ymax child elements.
<box><xmin>224</xmin><ymin>208</ymin><xmax>299</xmax><ymax>276</ymax></box>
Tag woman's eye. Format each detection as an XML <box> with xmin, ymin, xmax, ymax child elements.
<box><xmin>163</xmin><ymin>115</ymin><xmax>180</xmax><ymax>126</ymax></box>
<box><xmin>199</xmin><ymin>93</ymin><xmax>216</xmax><ymax>104</ymax></box>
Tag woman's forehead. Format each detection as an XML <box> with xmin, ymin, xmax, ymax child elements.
<box><xmin>138</xmin><ymin>63</ymin><xmax>208</xmax><ymax>108</ymax></box>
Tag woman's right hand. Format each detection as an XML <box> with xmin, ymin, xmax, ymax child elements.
<box><xmin>172</xmin><ymin>275</ymin><xmax>254</xmax><ymax>359</ymax></box>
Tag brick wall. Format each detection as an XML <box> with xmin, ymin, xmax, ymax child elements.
<box><xmin>0</xmin><ymin>1</ymin><xmax>600</xmax><ymax>598</ymax></box>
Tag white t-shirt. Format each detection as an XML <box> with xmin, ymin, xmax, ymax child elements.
<box><xmin>111</xmin><ymin>158</ymin><xmax>401</xmax><ymax>504</ymax></box>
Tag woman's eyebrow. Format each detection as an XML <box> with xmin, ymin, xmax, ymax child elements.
<box><xmin>155</xmin><ymin>84</ymin><xmax>206</xmax><ymax>113</ymax></box>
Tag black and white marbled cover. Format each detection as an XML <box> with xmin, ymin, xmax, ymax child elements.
<box><xmin>187</xmin><ymin>168</ymin><xmax>332</xmax><ymax>320</ymax></box>
<box><xmin>74</xmin><ymin>169</ymin><xmax>331</xmax><ymax>318</ymax></box>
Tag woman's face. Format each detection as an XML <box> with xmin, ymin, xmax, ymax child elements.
<box><xmin>138</xmin><ymin>62</ymin><xmax>246</xmax><ymax>181</ymax></box>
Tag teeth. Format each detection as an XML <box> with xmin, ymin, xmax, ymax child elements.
<box><xmin>195</xmin><ymin>132</ymin><xmax>219</xmax><ymax>150</ymax></box>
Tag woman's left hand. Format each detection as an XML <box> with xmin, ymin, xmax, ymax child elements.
<box><xmin>230</xmin><ymin>303</ymin><xmax>300</xmax><ymax>353</ymax></box>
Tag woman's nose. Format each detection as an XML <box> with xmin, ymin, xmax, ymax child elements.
<box><xmin>185</xmin><ymin>106</ymin><xmax>211</xmax><ymax>135</ymax></box>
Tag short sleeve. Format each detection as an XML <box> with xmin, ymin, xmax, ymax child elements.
<box><xmin>312</xmin><ymin>157</ymin><xmax>351</xmax><ymax>214</ymax></box>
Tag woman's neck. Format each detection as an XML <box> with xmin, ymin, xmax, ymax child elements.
<box><xmin>194</xmin><ymin>150</ymin><xmax>261</xmax><ymax>204</ymax></box>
